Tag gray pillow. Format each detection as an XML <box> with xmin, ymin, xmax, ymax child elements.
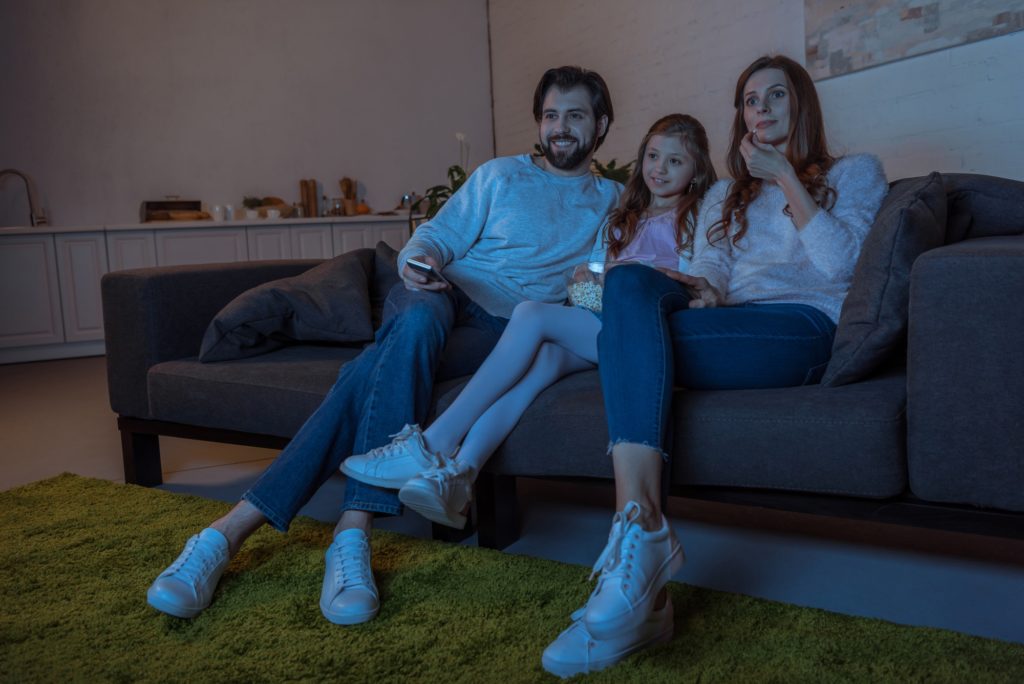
<box><xmin>199</xmin><ymin>250</ymin><xmax>374</xmax><ymax>362</ymax></box>
<box><xmin>821</xmin><ymin>172</ymin><xmax>947</xmax><ymax>387</ymax></box>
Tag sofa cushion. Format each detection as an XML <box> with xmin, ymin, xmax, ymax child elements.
<box><xmin>821</xmin><ymin>172</ymin><xmax>947</xmax><ymax>387</ymax></box>
<box><xmin>445</xmin><ymin>367</ymin><xmax>907</xmax><ymax>498</ymax></box>
<box><xmin>372</xmin><ymin>241</ymin><xmax>403</xmax><ymax>328</ymax></box>
<box><xmin>942</xmin><ymin>173</ymin><xmax>1024</xmax><ymax>244</ymax></box>
<box><xmin>150</xmin><ymin>345</ymin><xmax>362</xmax><ymax>437</ymax></box>
<box><xmin>198</xmin><ymin>249</ymin><xmax>375</xmax><ymax>362</ymax></box>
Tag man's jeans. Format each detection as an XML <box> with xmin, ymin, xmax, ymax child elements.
<box><xmin>243</xmin><ymin>282</ymin><xmax>508</xmax><ymax>531</ymax></box>
<box><xmin>598</xmin><ymin>265</ymin><xmax>837</xmax><ymax>456</ymax></box>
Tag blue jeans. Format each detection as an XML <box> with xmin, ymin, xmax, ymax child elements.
<box><xmin>598</xmin><ymin>265</ymin><xmax>837</xmax><ymax>455</ymax></box>
<box><xmin>243</xmin><ymin>283</ymin><xmax>508</xmax><ymax>531</ymax></box>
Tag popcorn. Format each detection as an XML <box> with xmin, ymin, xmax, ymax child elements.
<box><xmin>569</xmin><ymin>280</ymin><xmax>603</xmax><ymax>313</ymax></box>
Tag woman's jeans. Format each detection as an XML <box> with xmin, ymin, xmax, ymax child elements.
<box><xmin>243</xmin><ymin>283</ymin><xmax>508</xmax><ymax>531</ymax></box>
<box><xmin>598</xmin><ymin>265</ymin><xmax>837</xmax><ymax>456</ymax></box>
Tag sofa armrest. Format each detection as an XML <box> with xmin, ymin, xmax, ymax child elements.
<box><xmin>907</xmin><ymin>236</ymin><xmax>1024</xmax><ymax>511</ymax></box>
<box><xmin>101</xmin><ymin>259</ymin><xmax>320</xmax><ymax>419</ymax></box>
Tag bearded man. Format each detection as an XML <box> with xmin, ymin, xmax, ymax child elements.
<box><xmin>146</xmin><ymin>66</ymin><xmax>621</xmax><ymax>626</ymax></box>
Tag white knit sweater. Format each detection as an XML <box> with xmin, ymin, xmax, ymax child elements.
<box><xmin>687</xmin><ymin>153</ymin><xmax>888</xmax><ymax>323</ymax></box>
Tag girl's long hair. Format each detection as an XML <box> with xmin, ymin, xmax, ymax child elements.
<box><xmin>710</xmin><ymin>54</ymin><xmax>836</xmax><ymax>246</ymax></box>
<box><xmin>606</xmin><ymin>114</ymin><xmax>716</xmax><ymax>259</ymax></box>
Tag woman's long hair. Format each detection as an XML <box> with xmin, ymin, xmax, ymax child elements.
<box><xmin>606</xmin><ymin>114</ymin><xmax>716</xmax><ymax>259</ymax></box>
<box><xmin>710</xmin><ymin>55</ymin><xmax>836</xmax><ymax>246</ymax></box>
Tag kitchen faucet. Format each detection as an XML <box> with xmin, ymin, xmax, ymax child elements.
<box><xmin>0</xmin><ymin>169</ymin><xmax>48</xmax><ymax>226</ymax></box>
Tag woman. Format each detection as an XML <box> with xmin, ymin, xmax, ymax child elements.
<box><xmin>541</xmin><ymin>54</ymin><xmax>889</xmax><ymax>678</ymax></box>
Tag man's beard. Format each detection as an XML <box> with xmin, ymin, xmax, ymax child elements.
<box><xmin>541</xmin><ymin>133</ymin><xmax>595</xmax><ymax>171</ymax></box>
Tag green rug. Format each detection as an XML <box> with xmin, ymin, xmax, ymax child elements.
<box><xmin>1</xmin><ymin>475</ymin><xmax>1021</xmax><ymax>683</ymax></box>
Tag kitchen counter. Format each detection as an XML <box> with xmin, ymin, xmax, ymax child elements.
<box><xmin>0</xmin><ymin>213</ymin><xmax>413</xmax><ymax>236</ymax></box>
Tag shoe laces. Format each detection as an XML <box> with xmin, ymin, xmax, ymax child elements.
<box><xmin>367</xmin><ymin>424</ymin><xmax>444</xmax><ymax>468</ymax></box>
<box><xmin>588</xmin><ymin>502</ymin><xmax>643</xmax><ymax>594</ymax></box>
<box><xmin>166</xmin><ymin>535</ymin><xmax>220</xmax><ymax>587</ymax></box>
<box><xmin>331</xmin><ymin>537</ymin><xmax>374</xmax><ymax>592</ymax></box>
<box><xmin>419</xmin><ymin>460</ymin><xmax>473</xmax><ymax>496</ymax></box>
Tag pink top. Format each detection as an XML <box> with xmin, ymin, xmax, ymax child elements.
<box><xmin>611</xmin><ymin>210</ymin><xmax>686</xmax><ymax>270</ymax></box>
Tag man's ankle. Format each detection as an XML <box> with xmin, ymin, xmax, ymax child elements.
<box><xmin>335</xmin><ymin>509</ymin><xmax>373</xmax><ymax>538</ymax></box>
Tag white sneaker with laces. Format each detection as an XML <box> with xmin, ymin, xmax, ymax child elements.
<box><xmin>398</xmin><ymin>460</ymin><xmax>475</xmax><ymax>529</ymax></box>
<box><xmin>147</xmin><ymin>528</ymin><xmax>230</xmax><ymax>619</ymax></box>
<box><xmin>542</xmin><ymin>595</ymin><xmax>674</xmax><ymax>678</ymax></box>
<box><xmin>582</xmin><ymin>501</ymin><xmax>684</xmax><ymax>639</ymax></box>
<box><xmin>320</xmin><ymin>528</ymin><xmax>379</xmax><ymax>625</ymax></box>
<box><xmin>340</xmin><ymin>424</ymin><xmax>450</xmax><ymax>489</ymax></box>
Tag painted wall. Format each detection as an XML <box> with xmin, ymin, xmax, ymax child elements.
<box><xmin>0</xmin><ymin>0</ymin><xmax>492</xmax><ymax>226</ymax></box>
<box><xmin>488</xmin><ymin>0</ymin><xmax>1024</xmax><ymax>183</ymax></box>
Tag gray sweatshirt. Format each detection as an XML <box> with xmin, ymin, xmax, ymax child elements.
<box><xmin>689</xmin><ymin>153</ymin><xmax>888</xmax><ymax>323</ymax></box>
<box><xmin>398</xmin><ymin>154</ymin><xmax>622</xmax><ymax>318</ymax></box>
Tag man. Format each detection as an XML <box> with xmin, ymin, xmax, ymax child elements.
<box><xmin>147</xmin><ymin>65</ymin><xmax>621</xmax><ymax>625</ymax></box>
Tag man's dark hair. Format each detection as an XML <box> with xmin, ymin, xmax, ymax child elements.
<box><xmin>532</xmin><ymin>66</ymin><xmax>614</xmax><ymax>149</ymax></box>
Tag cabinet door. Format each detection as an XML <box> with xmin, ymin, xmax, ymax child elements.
<box><xmin>290</xmin><ymin>225</ymin><xmax>332</xmax><ymax>258</ymax></box>
<box><xmin>331</xmin><ymin>223</ymin><xmax>371</xmax><ymax>256</ymax></box>
<box><xmin>365</xmin><ymin>221</ymin><xmax>410</xmax><ymax>252</ymax></box>
<box><xmin>55</xmin><ymin>233</ymin><xmax>109</xmax><ymax>342</ymax></box>
<box><xmin>247</xmin><ymin>227</ymin><xmax>292</xmax><ymax>260</ymax></box>
<box><xmin>156</xmin><ymin>228</ymin><xmax>248</xmax><ymax>265</ymax></box>
<box><xmin>107</xmin><ymin>231</ymin><xmax>157</xmax><ymax>271</ymax></box>
<box><xmin>0</xmin><ymin>235</ymin><xmax>64</xmax><ymax>348</ymax></box>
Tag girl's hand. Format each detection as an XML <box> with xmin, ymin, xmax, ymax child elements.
<box><xmin>740</xmin><ymin>132</ymin><xmax>794</xmax><ymax>184</ymax></box>
<box><xmin>658</xmin><ymin>270</ymin><xmax>723</xmax><ymax>308</ymax></box>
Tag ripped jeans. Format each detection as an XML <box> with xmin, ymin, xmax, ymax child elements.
<box><xmin>597</xmin><ymin>265</ymin><xmax>837</xmax><ymax>458</ymax></box>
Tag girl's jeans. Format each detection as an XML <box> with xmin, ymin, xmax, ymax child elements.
<box><xmin>243</xmin><ymin>283</ymin><xmax>507</xmax><ymax>531</ymax></box>
<box><xmin>598</xmin><ymin>265</ymin><xmax>837</xmax><ymax>456</ymax></box>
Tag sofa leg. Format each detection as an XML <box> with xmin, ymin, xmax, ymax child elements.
<box><xmin>476</xmin><ymin>472</ymin><xmax>519</xmax><ymax>550</ymax></box>
<box><xmin>120</xmin><ymin>428</ymin><xmax>163</xmax><ymax>487</ymax></box>
<box><xmin>431</xmin><ymin>520</ymin><xmax>475</xmax><ymax>544</ymax></box>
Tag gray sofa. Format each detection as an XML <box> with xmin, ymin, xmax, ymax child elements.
<box><xmin>101</xmin><ymin>173</ymin><xmax>1024</xmax><ymax>548</ymax></box>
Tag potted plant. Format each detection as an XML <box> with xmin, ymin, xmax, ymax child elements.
<box><xmin>421</xmin><ymin>164</ymin><xmax>468</xmax><ymax>219</ymax></box>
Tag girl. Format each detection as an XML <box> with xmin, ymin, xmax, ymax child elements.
<box><xmin>341</xmin><ymin>114</ymin><xmax>717</xmax><ymax>530</ymax></box>
<box><xmin>540</xmin><ymin>55</ymin><xmax>888</xmax><ymax>678</ymax></box>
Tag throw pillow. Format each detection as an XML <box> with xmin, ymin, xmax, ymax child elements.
<box><xmin>373</xmin><ymin>240</ymin><xmax>403</xmax><ymax>302</ymax></box>
<box><xmin>198</xmin><ymin>250</ymin><xmax>374</xmax><ymax>362</ymax></box>
<box><xmin>821</xmin><ymin>172</ymin><xmax>947</xmax><ymax>387</ymax></box>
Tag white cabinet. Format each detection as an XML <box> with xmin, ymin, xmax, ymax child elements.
<box><xmin>155</xmin><ymin>227</ymin><xmax>248</xmax><ymax>265</ymax></box>
<box><xmin>290</xmin><ymin>225</ymin><xmax>333</xmax><ymax>258</ymax></box>
<box><xmin>55</xmin><ymin>233</ymin><xmax>108</xmax><ymax>342</ymax></box>
<box><xmin>247</xmin><ymin>227</ymin><xmax>292</xmax><ymax>260</ymax></box>
<box><xmin>107</xmin><ymin>231</ymin><xmax>157</xmax><ymax>271</ymax></box>
<box><xmin>247</xmin><ymin>224</ymin><xmax>332</xmax><ymax>260</ymax></box>
<box><xmin>332</xmin><ymin>220</ymin><xmax>409</xmax><ymax>256</ymax></box>
<box><xmin>0</xmin><ymin>234</ymin><xmax>64</xmax><ymax>348</ymax></box>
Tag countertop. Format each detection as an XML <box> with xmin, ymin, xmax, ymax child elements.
<box><xmin>0</xmin><ymin>213</ymin><xmax>415</xmax><ymax>236</ymax></box>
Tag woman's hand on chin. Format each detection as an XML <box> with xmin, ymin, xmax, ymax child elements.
<box><xmin>657</xmin><ymin>270</ymin><xmax>723</xmax><ymax>308</ymax></box>
<box><xmin>740</xmin><ymin>132</ymin><xmax>794</xmax><ymax>184</ymax></box>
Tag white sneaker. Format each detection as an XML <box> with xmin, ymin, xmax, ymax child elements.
<box><xmin>147</xmin><ymin>528</ymin><xmax>230</xmax><ymax>619</ymax></box>
<box><xmin>542</xmin><ymin>596</ymin><xmax>674</xmax><ymax>678</ymax></box>
<box><xmin>398</xmin><ymin>460</ymin><xmax>475</xmax><ymax>529</ymax></box>
<box><xmin>582</xmin><ymin>501</ymin><xmax>685</xmax><ymax>640</ymax></box>
<box><xmin>340</xmin><ymin>424</ymin><xmax>450</xmax><ymax>489</ymax></box>
<box><xmin>320</xmin><ymin>528</ymin><xmax>379</xmax><ymax>625</ymax></box>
